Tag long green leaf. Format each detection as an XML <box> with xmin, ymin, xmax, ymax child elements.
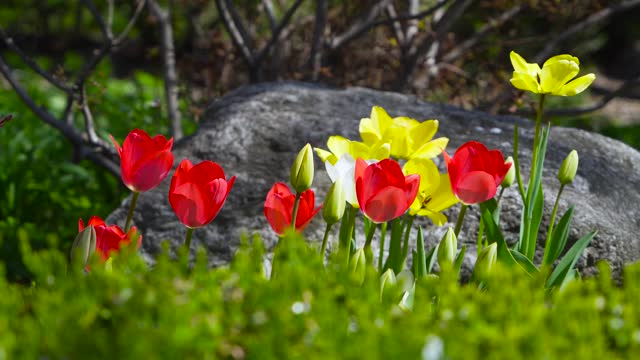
<box><xmin>511</xmin><ymin>249</ymin><xmax>539</xmax><ymax>277</ymax></box>
<box><xmin>453</xmin><ymin>245</ymin><xmax>466</xmax><ymax>276</ymax></box>
<box><xmin>543</xmin><ymin>207</ymin><xmax>574</xmax><ymax>266</ymax></box>
<box><xmin>513</xmin><ymin>124</ymin><xmax>526</xmax><ymax>201</ymax></box>
<box><xmin>415</xmin><ymin>226</ymin><xmax>427</xmax><ymax>279</ymax></box>
<box><xmin>480</xmin><ymin>209</ymin><xmax>517</xmax><ymax>266</ymax></box>
<box><xmin>384</xmin><ymin>218</ymin><xmax>404</xmax><ymax>274</ymax></box>
<box><xmin>546</xmin><ymin>230</ymin><xmax>597</xmax><ymax>289</ymax></box>
<box><xmin>425</xmin><ymin>245</ymin><xmax>438</xmax><ymax>274</ymax></box>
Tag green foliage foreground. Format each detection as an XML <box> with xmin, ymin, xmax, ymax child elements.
<box><xmin>2</xmin><ymin>231</ymin><xmax>640</xmax><ymax>359</ymax></box>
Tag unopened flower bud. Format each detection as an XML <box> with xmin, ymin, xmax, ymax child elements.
<box><xmin>380</xmin><ymin>268</ymin><xmax>397</xmax><ymax>300</ymax></box>
<box><xmin>70</xmin><ymin>225</ymin><xmax>97</xmax><ymax>266</ymax></box>
<box><xmin>349</xmin><ymin>247</ymin><xmax>367</xmax><ymax>285</ymax></box>
<box><xmin>437</xmin><ymin>227</ymin><xmax>457</xmax><ymax>266</ymax></box>
<box><xmin>558</xmin><ymin>150</ymin><xmax>578</xmax><ymax>185</ymax></box>
<box><xmin>501</xmin><ymin>156</ymin><xmax>515</xmax><ymax>188</ymax></box>
<box><xmin>473</xmin><ymin>243</ymin><xmax>497</xmax><ymax>280</ymax></box>
<box><xmin>290</xmin><ymin>144</ymin><xmax>315</xmax><ymax>193</ymax></box>
<box><xmin>323</xmin><ymin>179</ymin><xmax>346</xmax><ymax>225</ymax></box>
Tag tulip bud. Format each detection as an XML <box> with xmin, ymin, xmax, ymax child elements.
<box><xmin>380</xmin><ymin>268</ymin><xmax>397</xmax><ymax>300</ymax></box>
<box><xmin>473</xmin><ymin>243</ymin><xmax>497</xmax><ymax>280</ymax></box>
<box><xmin>501</xmin><ymin>156</ymin><xmax>515</xmax><ymax>188</ymax></box>
<box><xmin>437</xmin><ymin>227</ymin><xmax>457</xmax><ymax>266</ymax></box>
<box><xmin>70</xmin><ymin>225</ymin><xmax>97</xmax><ymax>266</ymax></box>
<box><xmin>323</xmin><ymin>180</ymin><xmax>346</xmax><ymax>225</ymax></box>
<box><xmin>558</xmin><ymin>150</ymin><xmax>579</xmax><ymax>185</ymax></box>
<box><xmin>290</xmin><ymin>144</ymin><xmax>315</xmax><ymax>193</ymax></box>
<box><xmin>349</xmin><ymin>248</ymin><xmax>367</xmax><ymax>285</ymax></box>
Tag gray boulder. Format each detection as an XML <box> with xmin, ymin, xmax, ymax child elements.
<box><xmin>107</xmin><ymin>82</ymin><xmax>640</xmax><ymax>279</ymax></box>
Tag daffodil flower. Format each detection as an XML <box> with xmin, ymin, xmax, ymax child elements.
<box><xmin>359</xmin><ymin>106</ymin><xmax>448</xmax><ymax>160</ymax></box>
<box><xmin>402</xmin><ymin>158</ymin><xmax>458</xmax><ymax>226</ymax></box>
<box><xmin>314</xmin><ymin>135</ymin><xmax>390</xmax><ymax>165</ymax></box>
<box><xmin>510</xmin><ymin>51</ymin><xmax>595</xmax><ymax>96</ymax></box>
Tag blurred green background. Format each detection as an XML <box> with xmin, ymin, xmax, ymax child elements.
<box><xmin>1</xmin><ymin>0</ymin><xmax>639</xmax><ymax>280</ymax></box>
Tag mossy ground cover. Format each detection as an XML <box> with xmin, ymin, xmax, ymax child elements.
<box><xmin>2</xmin><ymin>230</ymin><xmax>640</xmax><ymax>359</ymax></box>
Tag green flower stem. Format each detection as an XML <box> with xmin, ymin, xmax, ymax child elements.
<box><xmin>364</xmin><ymin>222</ymin><xmax>379</xmax><ymax>264</ymax></box>
<box><xmin>378</xmin><ymin>222</ymin><xmax>388</xmax><ymax>271</ymax></box>
<box><xmin>184</xmin><ymin>227</ymin><xmax>194</xmax><ymax>252</ymax></box>
<box><xmin>401</xmin><ymin>215</ymin><xmax>415</xmax><ymax>264</ymax></box>
<box><xmin>454</xmin><ymin>204</ymin><xmax>468</xmax><ymax>237</ymax></box>
<box><xmin>124</xmin><ymin>191</ymin><xmax>140</xmax><ymax>232</ymax></box>
<box><xmin>477</xmin><ymin>220</ymin><xmax>485</xmax><ymax>257</ymax></box>
<box><xmin>290</xmin><ymin>192</ymin><xmax>302</xmax><ymax>230</ymax></box>
<box><xmin>529</xmin><ymin>94</ymin><xmax>546</xmax><ymax>190</ymax></box>
<box><xmin>496</xmin><ymin>187</ymin><xmax>506</xmax><ymax>204</ymax></box>
<box><xmin>320</xmin><ymin>223</ymin><xmax>332</xmax><ymax>257</ymax></box>
<box><xmin>543</xmin><ymin>184</ymin><xmax>565</xmax><ymax>264</ymax></box>
<box><xmin>513</xmin><ymin>125</ymin><xmax>526</xmax><ymax>201</ymax></box>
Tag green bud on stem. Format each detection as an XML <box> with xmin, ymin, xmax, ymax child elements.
<box><xmin>323</xmin><ymin>179</ymin><xmax>346</xmax><ymax>225</ymax></box>
<box><xmin>290</xmin><ymin>143</ymin><xmax>315</xmax><ymax>193</ymax></box>
<box><xmin>558</xmin><ymin>150</ymin><xmax>579</xmax><ymax>185</ymax></box>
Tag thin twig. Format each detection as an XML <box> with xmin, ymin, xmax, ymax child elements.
<box><xmin>262</xmin><ymin>0</ymin><xmax>277</xmax><ymax>32</ymax></box>
<box><xmin>148</xmin><ymin>0</ymin><xmax>183</xmax><ymax>139</ymax></box>
<box><xmin>115</xmin><ymin>0</ymin><xmax>147</xmax><ymax>45</ymax></box>
<box><xmin>533</xmin><ymin>0</ymin><xmax>640</xmax><ymax>63</ymax></box>
<box><xmin>254</xmin><ymin>0</ymin><xmax>305</xmax><ymax>65</ymax></box>
<box><xmin>329</xmin><ymin>0</ymin><xmax>392</xmax><ymax>50</ymax></box>
<box><xmin>518</xmin><ymin>76</ymin><xmax>640</xmax><ymax>117</ymax></box>
<box><xmin>442</xmin><ymin>5</ymin><xmax>523</xmax><ymax>63</ymax></box>
<box><xmin>385</xmin><ymin>4</ymin><xmax>405</xmax><ymax>47</ymax></box>
<box><xmin>78</xmin><ymin>86</ymin><xmax>101</xmax><ymax>145</ymax></box>
<box><xmin>0</xmin><ymin>26</ymin><xmax>72</xmax><ymax>93</ymax></box>
<box><xmin>215</xmin><ymin>0</ymin><xmax>254</xmax><ymax>67</ymax></box>
<box><xmin>82</xmin><ymin>0</ymin><xmax>113</xmax><ymax>40</ymax></box>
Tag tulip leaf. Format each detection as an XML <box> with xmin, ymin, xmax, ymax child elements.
<box><xmin>510</xmin><ymin>249</ymin><xmax>539</xmax><ymax>277</ymax></box>
<box><xmin>520</xmin><ymin>125</ymin><xmax>549</xmax><ymax>260</ymax></box>
<box><xmin>384</xmin><ymin>217</ymin><xmax>404</xmax><ymax>274</ymax></box>
<box><xmin>480</xmin><ymin>209</ymin><xmax>517</xmax><ymax>267</ymax></box>
<box><xmin>546</xmin><ymin>230</ymin><xmax>597</xmax><ymax>290</ymax></box>
<box><xmin>415</xmin><ymin>226</ymin><xmax>427</xmax><ymax>279</ymax></box>
<box><xmin>543</xmin><ymin>207</ymin><xmax>574</xmax><ymax>266</ymax></box>
<box><xmin>512</xmin><ymin>124</ymin><xmax>526</xmax><ymax>201</ymax></box>
<box><xmin>425</xmin><ymin>245</ymin><xmax>439</xmax><ymax>275</ymax></box>
<box><xmin>453</xmin><ymin>245</ymin><xmax>466</xmax><ymax>276</ymax></box>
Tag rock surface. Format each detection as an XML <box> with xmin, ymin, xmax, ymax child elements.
<box><xmin>107</xmin><ymin>82</ymin><xmax>640</xmax><ymax>279</ymax></box>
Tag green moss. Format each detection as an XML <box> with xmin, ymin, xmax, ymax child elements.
<box><xmin>1</xmin><ymin>232</ymin><xmax>640</xmax><ymax>359</ymax></box>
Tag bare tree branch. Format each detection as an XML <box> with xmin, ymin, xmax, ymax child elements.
<box><xmin>385</xmin><ymin>4</ymin><xmax>405</xmax><ymax>47</ymax></box>
<box><xmin>262</xmin><ymin>0</ymin><xmax>278</xmax><ymax>32</ymax></box>
<box><xmin>115</xmin><ymin>0</ymin><xmax>147</xmax><ymax>45</ymax></box>
<box><xmin>442</xmin><ymin>5</ymin><xmax>523</xmax><ymax>63</ymax></box>
<box><xmin>329</xmin><ymin>0</ymin><xmax>392</xmax><ymax>50</ymax></box>
<box><xmin>0</xmin><ymin>26</ymin><xmax>72</xmax><ymax>93</ymax></box>
<box><xmin>533</xmin><ymin>0</ymin><xmax>640</xmax><ymax>63</ymax></box>
<box><xmin>215</xmin><ymin>0</ymin><xmax>255</xmax><ymax>68</ymax></box>
<box><xmin>518</xmin><ymin>76</ymin><xmax>640</xmax><ymax>117</ymax></box>
<box><xmin>309</xmin><ymin>0</ymin><xmax>328</xmax><ymax>81</ymax></box>
<box><xmin>148</xmin><ymin>0</ymin><xmax>183</xmax><ymax>140</ymax></box>
<box><xmin>82</xmin><ymin>0</ymin><xmax>113</xmax><ymax>40</ymax></box>
<box><xmin>254</xmin><ymin>0</ymin><xmax>305</xmax><ymax>65</ymax></box>
<box><xmin>393</xmin><ymin>0</ymin><xmax>473</xmax><ymax>91</ymax></box>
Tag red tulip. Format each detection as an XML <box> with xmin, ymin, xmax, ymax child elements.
<box><xmin>110</xmin><ymin>129</ymin><xmax>174</xmax><ymax>192</ymax></box>
<box><xmin>264</xmin><ymin>182</ymin><xmax>321</xmax><ymax>235</ymax></box>
<box><xmin>443</xmin><ymin>141</ymin><xmax>512</xmax><ymax>204</ymax></box>
<box><xmin>78</xmin><ymin>216</ymin><xmax>141</xmax><ymax>261</ymax></box>
<box><xmin>169</xmin><ymin>159</ymin><xmax>236</xmax><ymax>228</ymax></box>
<box><xmin>355</xmin><ymin>158</ymin><xmax>420</xmax><ymax>223</ymax></box>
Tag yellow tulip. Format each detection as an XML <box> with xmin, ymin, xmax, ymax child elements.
<box><xmin>359</xmin><ymin>106</ymin><xmax>448</xmax><ymax>160</ymax></box>
<box><xmin>314</xmin><ymin>135</ymin><xmax>390</xmax><ymax>165</ymax></box>
<box><xmin>510</xmin><ymin>51</ymin><xmax>595</xmax><ymax>96</ymax></box>
<box><xmin>402</xmin><ymin>158</ymin><xmax>458</xmax><ymax>226</ymax></box>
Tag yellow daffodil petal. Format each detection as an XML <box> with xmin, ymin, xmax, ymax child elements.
<box><xmin>416</xmin><ymin>208</ymin><xmax>448</xmax><ymax>226</ymax></box>
<box><xmin>370</xmin><ymin>142</ymin><xmax>391</xmax><ymax>160</ymax></box>
<box><xmin>543</xmin><ymin>54</ymin><xmax>580</xmax><ymax>67</ymax></box>
<box><xmin>557</xmin><ymin>73</ymin><xmax>596</xmax><ymax>96</ymax></box>
<box><xmin>327</xmin><ymin>136</ymin><xmax>352</xmax><ymax>158</ymax></box>
<box><xmin>410</xmin><ymin>120</ymin><xmax>438</xmax><ymax>146</ymax></box>
<box><xmin>359</xmin><ymin>106</ymin><xmax>393</xmax><ymax>145</ymax></box>
<box><xmin>403</xmin><ymin>158</ymin><xmax>440</xmax><ymax>193</ymax></box>
<box><xmin>412</xmin><ymin>137</ymin><xmax>449</xmax><ymax>159</ymax></box>
<box><xmin>510</xmin><ymin>51</ymin><xmax>540</xmax><ymax>77</ymax></box>
<box><xmin>540</xmin><ymin>59</ymin><xmax>579</xmax><ymax>94</ymax></box>
<box><xmin>510</xmin><ymin>72</ymin><xmax>541</xmax><ymax>93</ymax></box>
<box><xmin>314</xmin><ymin>147</ymin><xmax>337</xmax><ymax>164</ymax></box>
<box><xmin>426</xmin><ymin>173</ymin><xmax>458</xmax><ymax>212</ymax></box>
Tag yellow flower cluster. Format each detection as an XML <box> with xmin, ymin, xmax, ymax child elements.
<box><xmin>315</xmin><ymin>106</ymin><xmax>458</xmax><ymax>225</ymax></box>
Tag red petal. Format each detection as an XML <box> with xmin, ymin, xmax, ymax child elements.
<box><xmin>128</xmin><ymin>150</ymin><xmax>174</xmax><ymax>192</ymax></box>
<box><xmin>378</xmin><ymin>159</ymin><xmax>406</xmax><ymax>188</ymax></box>
<box><xmin>363</xmin><ymin>187</ymin><xmax>408</xmax><ymax>223</ymax></box>
<box><xmin>404</xmin><ymin>174</ymin><xmax>421</xmax><ymax>207</ymax></box>
<box><xmin>454</xmin><ymin>171</ymin><xmax>498</xmax><ymax>204</ymax></box>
